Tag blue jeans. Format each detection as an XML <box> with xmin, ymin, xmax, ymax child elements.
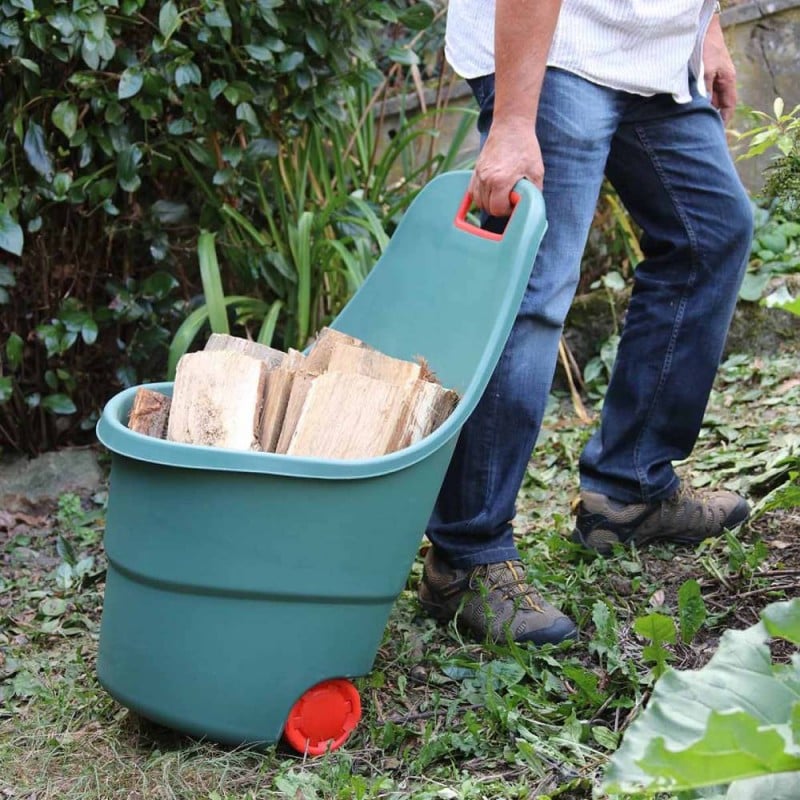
<box><xmin>426</xmin><ymin>68</ymin><xmax>752</xmax><ymax>568</ymax></box>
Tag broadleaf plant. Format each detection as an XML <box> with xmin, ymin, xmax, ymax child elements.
<box><xmin>602</xmin><ymin>598</ymin><xmax>800</xmax><ymax>798</ymax></box>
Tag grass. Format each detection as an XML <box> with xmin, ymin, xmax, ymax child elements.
<box><xmin>1</xmin><ymin>342</ymin><xmax>798</xmax><ymax>800</ymax></box>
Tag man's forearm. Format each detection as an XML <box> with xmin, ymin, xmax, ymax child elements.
<box><xmin>493</xmin><ymin>0</ymin><xmax>563</xmax><ymax>129</ymax></box>
<box><xmin>468</xmin><ymin>0</ymin><xmax>562</xmax><ymax>212</ymax></box>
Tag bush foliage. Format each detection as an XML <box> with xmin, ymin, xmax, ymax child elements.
<box><xmin>0</xmin><ymin>0</ymin><xmax>450</xmax><ymax>453</ymax></box>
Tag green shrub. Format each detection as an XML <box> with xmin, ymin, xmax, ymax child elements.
<box><xmin>1</xmin><ymin>0</ymin><xmax>400</xmax><ymax>245</ymax></box>
<box><xmin>738</xmin><ymin>98</ymin><xmax>800</xmax><ymax>210</ymax></box>
<box><xmin>738</xmin><ymin>198</ymin><xmax>800</xmax><ymax>309</ymax></box>
<box><xmin>0</xmin><ymin>0</ymin><xmax>458</xmax><ymax>453</ymax></box>
<box><xmin>737</xmin><ymin>98</ymin><xmax>800</xmax><ymax>315</ymax></box>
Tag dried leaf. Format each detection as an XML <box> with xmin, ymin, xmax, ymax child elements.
<box><xmin>650</xmin><ymin>589</ymin><xmax>666</xmax><ymax>608</ymax></box>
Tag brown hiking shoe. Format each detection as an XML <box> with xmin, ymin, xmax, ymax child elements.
<box><xmin>572</xmin><ymin>485</ymin><xmax>750</xmax><ymax>554</ymax></box>
<box><xmin>417</xmin><ymin>547</ymin><xmax>577</xmax><ymax>645</ymax></box>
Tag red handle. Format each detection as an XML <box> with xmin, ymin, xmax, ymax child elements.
<box><xmin>453</xmin><ymin>190</ymin><xmax>521</xmax><ymax>241</ymax></box>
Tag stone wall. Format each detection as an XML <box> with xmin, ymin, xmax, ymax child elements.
<box><xmin>374</xmin><ymin>75</ymin><xmax>479</xmax><ymax>185</ymax></box>
<box><xmin>723</xmin><ymin>0</ymin><xmax>800</xmax><ymax>193</ymax></box>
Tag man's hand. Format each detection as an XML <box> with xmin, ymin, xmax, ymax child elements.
<box><xmin>703</xmin><ymin>15</ymin><xmax>737</xmax><ymax>124</ymax></box>
<box><xmin>469</xmin><ymin>120</ymin><xmax>542</xmax><ymax>218</ymax></box>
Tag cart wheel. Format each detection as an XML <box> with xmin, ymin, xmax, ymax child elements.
<box><xmin>283</xmin><ymin>678</ymin><xmax>361</xmax><ymax>756</ymax></box>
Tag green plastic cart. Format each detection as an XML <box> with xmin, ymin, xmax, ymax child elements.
<box><xmin>95</xmin><ymin>170</ymin><xmax>547</xmax><ymax>754</ymax></box>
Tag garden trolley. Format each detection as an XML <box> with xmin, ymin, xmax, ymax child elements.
<box><xmin>95</xmin><ymin>171</ymin><xmax>547</xmax><ymax>754</ymax></box>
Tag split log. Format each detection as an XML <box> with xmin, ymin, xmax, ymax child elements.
<box><xmin>274</xmin><ymin>371</ymin><xmax>317</xmax><ymax>454</ymax></box>
<box><xmin>416</xmin><ymin>357</ymin><xmax>440</xmax><ymax>384</ymax></box>
<box><xmin>167</xmin><ymin>350</ymin><xmax>267</xmax><ymax>451</ymax></box>
<box><xmin>326</xmin><ymin>342</ymin><xmax>421</xmax><ymax>385</ymax></box>
<box><xmin>284</xmin><ymin>373</ymin><xmax>459</xmax><ymax>459</ymax></box>
<box><xmin>259</xmin><ymin>368</ymin><xmax>295</xmax><ymax>452</ymax></box>
<box><xmin>394</xmin><ymin>380</ymin><xmax>459</xmax><ymax>449</ymax></box>
<box><xmin>162</xmin><ymin>328</ymin><xmax>459</xmax><ymax>458</ymax></box>
<box><xmin>304</xmin><ymin>327</ymin><xmax>367</xmax><ymax>373</ymax></box>
<box><xmin>205</xmin><ymin>333</ymin><xmax>285</xmax><ymax>368</ymax></box>
<box><xmin>128</xmin><ymin>387</ymin><xmax>171</xmax><ymax>439</ymax></box>
<box><xmin>285</xmin><ymin>348</ymin><xmax>308</xmax><ymax>371</ymax></box>
<box><xmin>270</xmin><ymin>348</ymin><xmax>320</xmax><ymax>453</ymax></box>
<box><xmin>284</xmin><ymin>372</ymin><xmax>410</xmax><ymax>458</ymax></box>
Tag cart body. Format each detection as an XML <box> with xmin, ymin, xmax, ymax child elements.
<box><xmin>96</xmin><ymin>171</ymin><xmax>547</xmax><ymax>747</ymax></box>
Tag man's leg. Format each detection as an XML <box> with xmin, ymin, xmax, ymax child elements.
<box><xmin>575</xmin><ymin>81</ymin><xmax>753</xmax><ymax>552</ymax></box>
<box><xmin>421</xmin><ymin>69</ymin><xmax>622</xmax><ymax>643</ymax></box>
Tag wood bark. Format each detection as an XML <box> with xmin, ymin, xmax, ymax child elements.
<box><xmin>393</xmin><ymin>380</ymin><xmax>459</xmax><ymax>449</ymax></box>
<box><xmin>259</xmin><ymin>368</ymin><xmax>295</xmax><ymax>453</ymax></box>
<box><xmin>128</xmin><ymin>387</ymin><xmax>171</xmax><ymax>438</ymax></box>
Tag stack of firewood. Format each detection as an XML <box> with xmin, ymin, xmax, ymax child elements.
<box><xmin>127</xmin><ymin>329</ymin><xmax>459</xmax><ymax>459</ymax></box>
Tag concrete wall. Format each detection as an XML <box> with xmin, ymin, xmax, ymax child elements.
<box><xmin>374</xmin><ymin>77</ymin><xmax>479</xmax><ymax>184</ymax></box>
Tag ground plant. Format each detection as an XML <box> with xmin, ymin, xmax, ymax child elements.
<box><xmin>738</xmin><ymin>198</ymin><xmax>800</xmax><ymax>313</ymax></box>
<box><xmin>738</xmin><ymin>98</ymin><xmax>800</xmax><ymax>211</ymax></box>
<box><xmin>1</xmin><ymin>342</ymin><xmax>798</xmax><ymax>799</ymax></box>
<box><xmin>604</xmin><ymin>599</ymin><xmax>800</xmax><ymax>798</ymax></box>
<box><xmin>736</xmin><ymin>98</ymin><xmax>800</xmax><ymax>316</ymax></box>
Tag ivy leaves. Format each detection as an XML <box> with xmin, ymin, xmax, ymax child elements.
<box><xmin>0</xmin><ymin>206</ymin><xmax>23</xmax><ymax>256</ymax></box>
<box><xmin>0</xmin><ymin>0</ymin><xmax>410</xmax><ymax>256</ymax></box>
<box><xmin>118</xmin><ymin>68</ymin><xmax>144</xmax><ymax>100</ymax></box>
<box><xmin>22</xmin><ymin>121</ymin><xmax>54</xmax><ymax>181</ymax></box>
<box><xmin>51</xmin><ymin>101</ymin><xmax>78</xmax><ymax>139</ymax></box>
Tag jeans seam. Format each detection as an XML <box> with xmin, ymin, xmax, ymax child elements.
<box><xmin>468</xmin><ymin>344</ymin><xmax>510</xmax><ymax>534</ymax></box>
<box><xmin>630</xmin><ymin>124</ymin><xmax>700</xmax><ymax>503</ymax></box>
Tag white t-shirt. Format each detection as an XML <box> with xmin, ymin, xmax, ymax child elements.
<box><xmin>445</xmin><ymin>0</ymin><xmax>717</xmax><ymax>103</ymax></box>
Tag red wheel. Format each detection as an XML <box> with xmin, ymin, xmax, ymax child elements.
<box><xmin>283</xmin><ymin>678</ymin><xmax>361</xmax><ymax>755</ymax></box>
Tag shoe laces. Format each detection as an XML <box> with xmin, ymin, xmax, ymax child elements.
<box><xmin>669</xmin><ymin>485</ymin><xmax>724</xmax><ymax>529</ymax></box>
<box><xmin>470</xmin><ymin>561</ymin><xmax>543</xmax><ymax>612</ymax></box>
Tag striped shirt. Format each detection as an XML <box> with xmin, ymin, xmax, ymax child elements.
<box><xmin>445</xmin><ymin>0</ymin><xmax>718</xmax><ymax>103</ymax></box>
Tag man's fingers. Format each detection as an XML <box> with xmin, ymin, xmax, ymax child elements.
<box><xmin>720</xmin><ymin>104</ymin><xmax>735</xmax><ymax>125</ymax></box>
<box><xmin>527</xmin><ymin>169</ymin><xmax>544</xmax><ymax>191</ymax></box>
<box><xmin>468</xmin><ymin>125</ymin><xmax>544</xmax><ymax>215</ymax></box>
<box><xmin>469</xmin><ymin>173</ymin><xmax>514</xmax><ymax>218</ymax></box>
<box><xmin>472</xmin><ymin>173</ymin><xmax>544</xmax><ymax>218</ymax></box>
<box><xmin>487</xmin><ymin>187</ymin><xmax>514</xmax><ymax>218</ymax></box>
<box><xmin>711</xmin><ymin>75</ymin><xmax>737</xmax><ymax>125</ymax></box>
<box><xmin>467</xmin><ymin>173</ymin><xmax>482</xmax><ymax>209</ymax></box>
